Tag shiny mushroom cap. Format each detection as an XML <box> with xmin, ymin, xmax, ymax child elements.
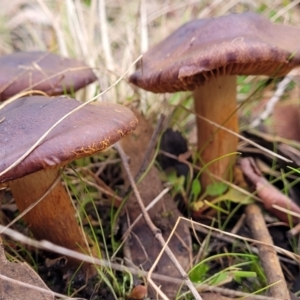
<box><xmin>129</xmin><ymin>12</ymin><xmax>300</xmax><ymax>93</ymax></box>
<box><xmin>0</xmin><ymin>96</ymin><xmax>138</xmax><ymax>182</ymax></box>
<box><xmin>0</xmin><ymin>51</ymin><xmax>97</xmax><ymax>100</ymax></box>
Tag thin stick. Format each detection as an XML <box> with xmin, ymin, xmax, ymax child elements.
<box><xmin>115</xmin><ymin>142</ymin><xmax>202</xmax><ymax>300</ymax></box>
<box><xmin>179</xmin><ymin>217</ymin><xmax>299</xmax><ymax>261</ymax></box>
<box><xmin>0</xmin><ymin>224</ymin><xmax>183</xmax><ymax>285</ymax></box>
<box><xmin>245</xmin><ymin>204</ymin><xmax>290</xmax><ymax>300</ymax></box>
<box><xmin>35</xmin><ymin>0</ymin><xmax>67</xmax><ymax>56</ymax></box>
<box><xmin>0</xmin><ymin>221</ymin><xmax>291</xmax><ymax>300</ymax></box>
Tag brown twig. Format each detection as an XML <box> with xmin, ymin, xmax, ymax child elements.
<box><xmin>240</xmin><ymin>157</ymin><xmax>300</xmax><ymax>223</ymax></box>
<box><xmin>115</xmin><ymin>142</ymin><xmax>202</xmax><ymax>300</ymax></box>
<box><xmin>0</xmin><ymin>222</ymin><xmax>293</xmax><ymax>300</ymax></box>
<box><xmin>189</xmin><ymin>216</ymin><xmax>297</xmax><ymax>266</ymax></box>
<box><xmin>245</xmin><ymin>203</ymin><xmax>290</xmax><ymax>300</ymax></box>
<box><xmin>160</xmin><ymin>218</ymin><xmax>285</xmax><ymax>300</ymax></box>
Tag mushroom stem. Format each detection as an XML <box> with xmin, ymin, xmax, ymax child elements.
<box><xmin>194</xmin><ymin>75</ymin><xmax>238</xmax><ymax>190</ymax></box>
<box><xmin>9</xmin><ymin>168</ymin><xmax>94</xmax><ymax>265</ymax></box>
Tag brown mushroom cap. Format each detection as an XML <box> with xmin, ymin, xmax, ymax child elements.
<box><xmin>130</xmin><ymin>12</ymin><xmax>300</xmax><ymax>93</ymax></box>
<box><xmin>0</xmin><ymin>96</ymin><xmax>138</xmax><ymax>182</ymax></box>
<box><xmin>0</xmin><ymin>51</ymin><xmax>97</xmax><ymax>100</ymax></box>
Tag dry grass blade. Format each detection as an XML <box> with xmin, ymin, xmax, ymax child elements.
<box><xmin>35</xmin><ymin>0</ymin><xmax>68</xmax><ymax>55</ymax></box>
<box><xmin>139</xmin><ymin>0</ymin><xmax>149</xmax><ymax>53</ymax></box>
<box><xmin>0</xmin><ymin>224</ymin><xmax>188</xmax><ymax>286</ymax></box>
<box><xmin>99</xmin><ymin>0</ymin><xmax>114</xmax><ymax>71</ymax></box>
<box><xmin>180</xmin><ymin>217</ymin><xmax>300</xmax><ymax>261</ymax></box>
<box><xmin>186</xmin><ymin>106</ymin><xmax>293</xmax><ymax>163</ymax></box>
<box><xmin>1</xmin><ymin>220</ymin><xmax>293</xmax><ymax>300</ymax></box>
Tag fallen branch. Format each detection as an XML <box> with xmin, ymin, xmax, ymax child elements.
<box><xmin>245</xmin><ymin>203</ymin><xmax>290</xmax><ymax>300</ymax></box>
<box><xmin>0</xmin><ymin>219</ymin><xmax>295</xmax><ymax>300</ymax></box>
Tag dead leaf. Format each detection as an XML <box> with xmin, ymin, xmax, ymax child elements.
<box><xmin>0</xmin><ymin>237</ymin><xmax>54</xmax><ymax>300</ymax></box>
<box><xmin>120</xmin><ymin>109</ymin><xmax>191</xmax><ymax>298</ymax></box>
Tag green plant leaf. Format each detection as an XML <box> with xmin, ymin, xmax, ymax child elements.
<box><xmin>234</xmin><ymin>270</ymin><xmax>257</xmax><ymax>284</ymax></box>
<box><xmin>189</xmin><ymin>263</ymin><xmax>209</xmax><ymax>282</ymax></box>
<box><xmin>206</xmin><ymin>182</ymin><xmax>228</xmax><ymax>196</ymax></box>
<box><xmin>209</xmin><ymin>272</ymin><xmax>231</xmax><ymax>285</ymax></box>
<box><xmin>191</xmin><ymin>179</ymin><xmax>201</xmax><ymax>197</ymax></box>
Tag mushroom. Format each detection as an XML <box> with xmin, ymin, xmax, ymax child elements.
<box><xmin>0</xmin><ymin>51</ymin><xmax>97</xmax><ymax>101</ymax></box>
<box><xmin>129</xmin><ymin>12</ymin><xmax>300</xmax><ymax>191</ymax></box>
<box><xmin>0</xmin><ymin>96</ymin><xmax>138</xmax><ymax>265</ymax></box>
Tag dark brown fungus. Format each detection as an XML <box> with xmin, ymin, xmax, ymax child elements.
<box><xmin>0</xmin><ymin>95</ymin><xmax>138</xmax><ymax>266</ymax></box>
<box><xmin>0</xmin><ymin>51</ymin><xmax>97</xmax><ymax>101</ymax></box>
<box><xmin>129</xmin><ymin>12</ymin><xmax>300</xmax><ymax>192</ymax></box>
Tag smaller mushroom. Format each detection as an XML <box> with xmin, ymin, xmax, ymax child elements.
<box><xmin>0</xmin><ymin>95</ymin><xmax>138</xmax><ymax>266</ymax></box>
<box><xmin>0</xmin><ymin>51</ymin><xmax>97</xmax><ymax>101</ymax></box>
<box><xmin>129</xmin><ymin>12</ymin><xmax>300</xmax><ymax>193</ymax></box>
